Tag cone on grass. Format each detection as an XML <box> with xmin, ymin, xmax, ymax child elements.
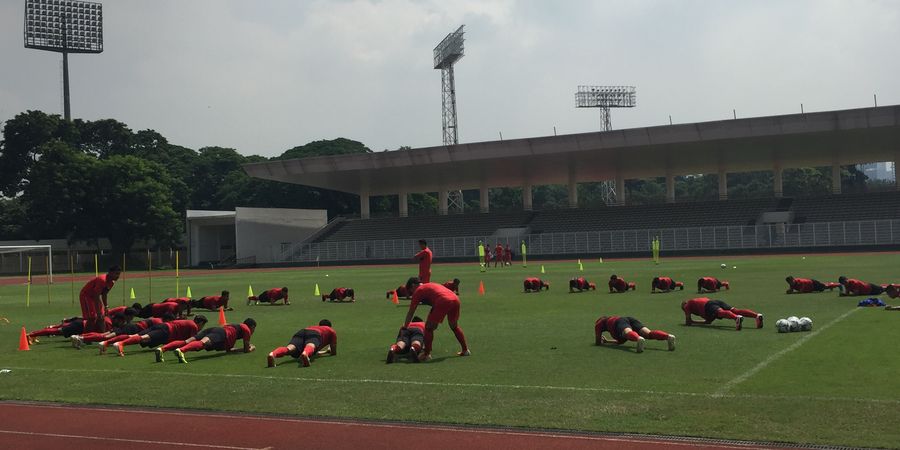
<box><xmin>599</xmin><ymin>257</ymin><xmax>604</xmax><ymax>264</ymax></box>
<box><xmin>391</xmin><ymin>290</ymin><xmax>399</xmax><ymax>305</ymax></box>
<box><xmin>579</xmin><ymin>262</ymin><xmax>584</xmax><ymax>272</ymax></box>
<box><xmin>540</xmin><ymin>265</ymin><xmax>545</xmax><ymax>274</ymax></box>
<box><xmin>186</xmin><ymin>286</ymin><xmax>192</xmax><ymax>298</ymax></box>
<box><xmin>478</xmin><ymin>281</ymin><xmax>485</xmax><ymax>295</ymax></box>
<box><xmin>218</xmin><ymin>306</ymin><xmax>227</xmax><ymax>326</ymax></box>
<box><xmin>129</xmin><ymin>288</ymin><xmax>136</xmax><ymax>300</ymax></box>
<box><xmin>18</xmin><ymin>327</ymin><xmax>30</xmax><ymax>351</ymax></box>
<box><xmin>314</xmin><ymin>284</ymin><xmax>320</xmax><ymax>296</ymax></box>
<box><xmin>248</xmin><ymin>285</ymin><xmax>254</xmax><ymax>298</ymax></box>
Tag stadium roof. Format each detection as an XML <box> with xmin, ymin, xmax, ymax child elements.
<box><xmin>243</xmin><ymin>105</ymin><xmax>900</xmax><ymax>196</ymax></box>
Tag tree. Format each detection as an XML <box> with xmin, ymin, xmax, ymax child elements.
<box><xmin>0</xmin><ymin>197</ymin><xmax>26</xmax><ymax>240</ymax></box>
<box><xmin>0</xmin><ymin>110</ymin><xmax>78</xmax><ymax>196</ymax></box>
<box><xmin>277</xmin><ymin>138</ymin><xmax>372</xmax><ymax>159</ymax></box>
<box><xmin>77</xmin><ymin>118</ymin><xmax>133</xmax><ymax>158</ymax></box>
<box><xmin>190</xmin><ymin>146</ymin><xmax>246</xmax><ymax>210</ymax></box>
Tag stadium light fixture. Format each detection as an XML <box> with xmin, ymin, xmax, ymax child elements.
<box><xmin>434</xmin><ymin>25</ymin><xmax>465</xmax><ymax>213</ymax></box>
<box><xmin>575</xmin><ymin>85</ymin><xmax>636</xmax><ymax>206</ymax></box>
<box><xmin>23</xmin><ymin>0</ymin><xmax>104</xmax><ymax>121</ymax></box>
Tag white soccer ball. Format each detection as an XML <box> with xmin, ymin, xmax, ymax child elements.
<box><xmin>787</xmin><ymin>317</ymin><xmax>801</xmax><ymax>332</ymax></box>
<box><xmin>720</xmin><ymin>263</ymin><xmax>727</xmax><ymax>269</ymax></box>
<box><xmin>325</xmin><ymin>274</ymin><xmax>329</xmax><ymax>277</ymax></box>
<box><xmin>775</xmin><ymin>319</ymin><xmax>791</xmax><ymax>333</ymax></box>
<box><xmin>799</xmin><ymin>317</ymin><xmax>813</xmax><ymax>331</ymax></box>
<box><xmin>732</xmin><ymin>266</ymin><xmax>737</xmax><ymax>269</ymax></box>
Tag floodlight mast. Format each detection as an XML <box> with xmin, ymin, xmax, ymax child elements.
<box><xmin>434</xmin><ymin>25</ymin><xmax>465</xmax><ymax>213</ymax></box>
<box><xmin>575</xmin><ymin>85</ymin><xmax>637</xmax><ymax>205</ymax></box>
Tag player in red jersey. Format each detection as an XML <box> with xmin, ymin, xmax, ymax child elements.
<box><xmin>137</xmin><ymin>301</ymin><xmax>187</xmax><ymax>319</ymax></box>
<box><xmin>682</xmin><ymin>298</ymin><xmax>762</xmax><ymax>331</ymax></box>
<box><xmin>403</xmin><ymin>278</ymin><xmax>469</xmax><ymax>362</ymax></box>
<box><xmin>163</xmin><ymin>297</ymin><xmax>193</xmax><ymax>315</ymax></box>
<box><xmin>494</xmin><ymin>243</ymin><xmax>503</xmax><ymax>268</ymax></box>
<box><xmin>158</xmin><ymin>318</ymin><xmax>256</xmax><ymax>363</ymax></box>
<box><xmin>385</xmin><ymin>316</ymin><xmax>426</xmax><ymax>363</ymax></box>
<box><xmin>74</xmin><ymin>314</ymin><xmax>165</xmax><ymax>349</ymax></box>
<box><xmin>70</xmin><ymin>309</ymin><xmax>136</xmax><ymax>348</ymax></box>
<box><xmin>105</xmin><ymin>303</ymin><xmax>142</xmax><ymax>317</ymax></box>
<box><xmin>441</xmin><ymin>278</ymin><xmax>461</xmax><ymax>294</ymax></box>
<box><xmin>109</xmin><ymin>315</ymin><xmax>208</xmax><ymax>356</ymax></box>
<box><xmin>523</xmin><ymin>277</ymin><xmax>550</xmax><ymax>293</ymax></box>
<box><xmin>784</xmin><ymin>276</ymin><xmax>840</xmax><ymax>294</ymax></box>
<box><xmin>651</xmin><ymin>276</ymin><xmax>684</xmax><ymax>293</ymax></box>
<box><xmin>697</xmin><ymin>276</ymin><xmax>729</xmax><ymax>293</ymax></box>
<box><xmin>266</xmin><ymin>319</ymin><xmax>337</xmax><ymax>368</ymax></box>
<box><xmin>322</xmin><ymin>287</ymin><xmax>355</xmax><ymax>302</ymax></box>
<box><xmin>594</xmin><ymin>315</ymin><xmax>676</xmax><ymax>353</ymax></box>
<box><xmin>504</xmin><ymin>244</ymin><xmax>513</xmax><ymax>265</ymax></box>
<box><xmin>414</xmin><ymin>240</ymin><xmax>433</xmax><ymax>283</ymax></box>
<box><xmin>190</xmin><ymin>290</ymin><xmax>232</xmax><ymax>311</ymax></box>
<box><xmin>608</xmin><ymin>275</ymin><xmax>636</xmax><ymax>293</ymax></box>
<box><xmin>569</xmin><ymin>277</ymin><xmax>596</xmax><ymax>293</ymax></box>
<box><xmin>248</xmin><ymin>287</ymin><xmax>289</xmax><ymax>306</ymax></box>
<box><xmin>27</xmin><ymin>316</ymin><xmax>115</xmax><ymax>345</ymax></box>
<box><xmin>79</xmin><ymin>265</ymin><xmax>121</xmax><ymax>333</ymax></box>
<box><xmin>838</xmin><ymin>276</ymin><xmax>886</xmax><ymax>296</ymax></box>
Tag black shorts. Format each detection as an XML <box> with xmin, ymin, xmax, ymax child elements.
<box><xmin>704</xmin><ymin>300</ymin><xmax>731</xmax><ymax>320</ymax></box>
<box><xmin>258</xmin><ymin>291</ymin><xmax>272</xmax><ymax>303</ymax></box>
<box><xmin>60</xmin><ymin>321</ymin><xmax>85</xmax><ymax>337</ymax></box>
<box><xmin>117</xmin><ymin>323</ymin><xmax>142</xmax><ymax>335</ymax></box>
<box><xmin>612</xmin><ymin>317</ymin><xmax>644</xmax><ymax>340</ymax></box>
<box><xmin>288</xmin><ymin>329</ymin><xmax>322</xmax><ymax>358</ymax></box>
<box><xmin>811</xmin><ymin>280</ymin><xmax>826</xmax><ymax>291</ymax></box>
<box><xmin>139</xmin><ymin>324</ymin><xmax>170</xmax><ymax>347</ymax></box>
<box><xmin>868</xmin><ymin>284</ymin><xmax>885</xmax><ymax>295</ymax></box>
<box><xmin>195</xmin><ymin>327</ymin><xmax>227</xmax><ymax>350</ymax></box>
<box><xmin>189</xmin><ymin>299</ymin><xmax>203</xmax><ymax>309</ymax></box>
<box><xmin>396</xmin><ymin>328</ymin><xmax>425</xmax><ymax>350</ymax></box>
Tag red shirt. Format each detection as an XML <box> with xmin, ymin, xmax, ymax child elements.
<box><xmin>415</xmin><ymin>248</ymin><xmax>433</xmax><ymax>279</ymax></box>
<box><xmin>200</xmin><ymin>296</ymin><xmax>226</xmax><ymax>309</ymax></box>
<box><xmin>699</xmin><ymin>277</ymin><xmax>720</xmax><ymax>290</ymax></box>
<box><xmin>406</xmin><ymin>321</ymin><xmax>426</xmax><ymax>333</ymax></box>
<box><xmin>395</xmin><ymin>286</ymin><xmax>410</xmax><ymax>298</ymax></box>
<box><xmin>307</xmin><ymin>325</ymin><xmax>337</xmax><ymax>350</ymax></box>
<box><xmin>609</xmin><ymin>278</ymin><xmax>628</xmax><ymax>292</ymax></box>
<box><xmin>656</xmin><ymin>277</ymin><xmax>674</xmax><ymax>290</ymax></box>
<box><xmin>266</xmin><ymin>288</ymin><xmax>288</xmax><ymax>301</ymax></box>
<box><xmin>684</xmin><ymin>298</ymin><xmax>710</xmax><ymax>316</ymax></box>
<box><xmin>845</xmin><ymin>279</ymin><xmax>871</xmax><ymax>295</ymax></box>
<box><xmin>166</xmin><ymin>320</ymin><xmax>200</xmax><ymax>341</ymax></box>
<box><xmin>410</xmin><ymin>283</ymin><xmax>459</xmax><ymax>311</ymax></box>
<box><xmin>163</xmin><ymin>297</ymin><xmax>191</xmax><ymax>305</ymax></box>
<box><xmin>224</xmin><ymin>323</ymin><xmax>253</xmax><ymax>349</ymax></box>
<box><xmin>790</xmin><ymin>278</ymin><xmax>815</xmax><ymax>293</ymax></box>
<box><xmin>136</xmin><ymin>318</ymin><xmax>162</xmax><ymax>331</ymax></box>
<box><xmin>106</xmin><ymin>306</ymin><xmax>127</xmax><ymax>316</ymax></box>
<box><xmin>595</xmin><ymin>316</ymin><xmax>626</xmax><ymax>343</ymax></box>
<box><xmin>524</xmin><ymin>277</ymin><xmax>541</xmax><ymax>289</ymax></box>
<box><xmin>441</xmin><ymin>280</ymin><xmax>459</xmax><ymax>293</ymax></box>
<box><xmin>80</xmin><ymin>274</ymin><xmax>115</xmax><ymax>301</ymax></box>
<box><xmin>574</xmin><ymin>277</ymin><xmax>589</xmax><ymax>290</ymax></box>
<box><xmin>150</xmin><ymin>302</ymin><xmax>179</xmax><ymax>317</ymax></box>
<box><xmin>332</xmin><ymin>288</ymin><xmax>350</xmax><ymax>299</ymax></box>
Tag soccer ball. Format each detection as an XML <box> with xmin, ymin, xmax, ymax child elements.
<box><xmin>787</xmin><ymin>316</ymin><xmax>801</xmax><ymax>332</ymax></box>
<box><xmin>775</xmin><ymin>319</ymin><xmax>791</xmax><ymax>333</ymax></box>
<box><xmin>720</xmin><ymin>263</ymin><xmax>727</xmax><ymax>269</ymax></box>
<box><xmin>799</xmin><ymin>317</ymin><xmax>813</xmax><ymax>331</ymax></box>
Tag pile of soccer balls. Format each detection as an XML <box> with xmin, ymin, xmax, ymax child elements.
<box><xmin>775</xmin><ymin>316</ymin><xmax>812</xmax><ymax>333</ymax></box>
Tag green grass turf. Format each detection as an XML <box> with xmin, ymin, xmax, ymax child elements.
<box><xmin>1</xmin><ymin>254</ymin><xmax>899</xmax><ymax>448</ymax></box>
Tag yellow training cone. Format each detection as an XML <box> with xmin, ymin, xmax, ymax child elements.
<box><xmin>248</xmin><ymin>285</ymin><xmax>254</xmax><ymax>298</ymax></box>
<box><xmin>186</xmin><ymin>286</ymin><xmax>192</xmax><ymax>298</ymax></box>
<box><xmin>540</xmin><ymin>265</ymin><xmax>545</xmax><ymax>274</ymax></box>
<box><xmin>314</xmin><ymin>283</ymin><xmax>320</xmax><ymax>296</ymax></box>
<box><xmin>129</xmin><ymin>288</ymin><xmax>136</xmax><ymax>300</ymax></box>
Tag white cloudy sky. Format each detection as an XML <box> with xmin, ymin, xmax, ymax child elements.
<box><xmin>1</xmin><ymin>0</ymin><xmax>898</xmax><ymax>157</ymax></box>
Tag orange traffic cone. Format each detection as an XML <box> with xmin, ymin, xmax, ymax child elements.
<box><xmin>218</xmin><ymin>306</ymin><xmax>227</xmax><ymax>326</ymax></box>
<box><xmin>478</xmin><ymin>281</ymin><xmax>485</xmax><ymax>296</ymax></box>
<box><xmin>18</xmin><ymin>327</ymin><xmax>30</xmax><ymax>351</ymax></box>
<box><xmin>391</xmin><ymin>290</ymin><xmax>399</xmax><ymax>305</ymax></box>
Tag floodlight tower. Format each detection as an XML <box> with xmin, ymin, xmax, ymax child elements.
<box><xmin>575</xmin><ymin>85</ymin><xmax>636</xmax><ymax>204</ymax></box>
<box><xmin>434</xmin><ymin>25</ymin><xmax>465</xmax><ymax>213</ymax></box>
<box><xmin>24</xmin><ymin>0</ymin><xmax>104</xmax><ymax>121</ymax></box>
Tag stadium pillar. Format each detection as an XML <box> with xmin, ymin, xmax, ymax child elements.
<box><xmin>568</xmin><ymin>171</ymin><xmax>578</xmax><ymax>208</ymax></box>
<box><xmin>615</xmin><ymin>174</ymin><xmax>625</xmax><ymax>206</ymax></box>
<box><xmin>718</xmin><ymin>169</ymin><xmax>728</xmax><ymax>200</ymax></box>
<box><xmin>439</xmin><ymin>190</ymin><xmax>449</xmax><ymax>215</ymax></box>
<box><xmin>895</xmin><ymin>158</ymin><xmax>899</xmax><ymax>190</ymax></box>
<box><xmin>665</xmin><ymin>172</ymin><xmax>675</xmax><ymax>203</ymax></box>
<box><xmin>480</xmin><ymin>185</ymin><xmax>490</xmax><ymax>213</ymax></box>
<box><xmin>523</xmin><ymin>182</ymin><xmax>533</xmax><ymax>211</ymax></box>
<box><xmin>832</xmin><ymin>164</ymin><xmax>842</xmax><ymax>194</ymax></box>
<box><xmin>360</xmin><ymin>191</ymin><xmax>370</xmax><ymax>219</ymax></box>
<box><xmin>773</xmin><ymin>165</ymin><xmax>784</xmax><ymax>198</ymax></box>
<box><xmin>399</xmin><ymin>192</ymin><xmax>408</xmax><ymax>217</ymax></box>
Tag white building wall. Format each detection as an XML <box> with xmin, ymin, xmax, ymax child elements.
<box><xmin>235</xmin><ymin>207</ymin><xmax>327</xmax><ymax>264</ymax></box>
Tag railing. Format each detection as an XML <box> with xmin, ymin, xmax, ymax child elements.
<box><xmin>268</xmin><ymin>219</ymin><xmax>900</xmax><ymax>263</ymax></box>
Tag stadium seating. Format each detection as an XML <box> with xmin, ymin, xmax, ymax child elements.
<box><xmin>314</xmin><ymin>211</ymin><xmax>536</xmax><ymax>242</ymax></box>
<box><xmin>789</xmin><ymin>191</ymin><xmax>900</xmax><ymax>223</ymax></box>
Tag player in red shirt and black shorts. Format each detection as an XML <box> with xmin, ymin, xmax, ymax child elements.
<box><xmin>494</xmin><ymin>243</ymin><xmax>503</xmax><ymax>268</ymax></box>
<box><xmin>697</xmin><ymin>277</ymin><xmax>729</xmax><ymax>293</ymax></box>
<box><xmin>27</xmin><ymin>316</ymin><xmax>114</xmax><ymax>345</ymax></box>
<box><xmin>441</xmin><ymin>278</ymin><xmax>461</xmax><ymax>294</ymax></box>
<box><xmin>838</xmin><ymin>276</ymin><xmax>886</xmax><ymax>296</ymax></box>
<box><xmin>523</xmin><ymin>277</ymin><xmax>550</xmax><ymax>293</ymax></box>
<box><xmin>79</xmin><ymin>265</ymin><xmax>121</xmax><ymax>333</ymax></box>
<box><xmin>159</xmin><ymin>318</ymin><xmax>256</xmax><ymax>363</ymax></box>
<box><xmin>651</xmin><ymin>276</ymin><xmax>684</xmax><ymax>293</ymax></box>
<box><xmin>249</xmin><ymin>287</ymin><xmax>289</xmax><ymax>306</ymax></box>
<box><xmin>595</xmin><ymin>315</ymin><xmax>676</xmax><ymax>353</ymax></box>
<box><xmin>403</xmin><ymin>278</ymin><xmax>469</xmax><ymax>362</ymax></box>
<box><xmin>608</xmin><ymin>275</ymin><xmax>636</xmax><ymax>293</ymax></box>
<box><xmin>785</xmin><ymin>276</ymin><xmax>840</xmax><ymax>294</ymax></box>
<box><xmin>190</xmin><ymin>290</ymin><xmax>232</xmax><ymax>311</ymax></box>
<box><xmin>70</xmin><ymin>309</ymin><xmax>139</xmax><ymax>348</ymax></box>
<box><xmin>110</xmin><ymin>316</ymin><xmax>208</xmax><ymax>356</ymax></box>
<box><xmin>569</xmin><ymin>277</ymin><xmax>596</xmax><ymax>293</ymax></box>
<box><xmin>414</xmin><ymin>240</ymin><xmax>433</xmax><ymax>283</ymax></box>
<box><xmin>267</xmin><ymin>320</ymin><xmax>337</xmax><ymax>368</ymax></box>
<box><xmin>682</xmin><ymin>298</ymin><xmax>762</xmax><ymax>331</ymax></box>
<box><xmin>385</xmin><ymin>316</ymin><xmax>426</xmax><ymax>363</ymax></box>
<box><xmin>322</xmin><ymin>287</ymin><xmax>355</xmax><ymax>302</ymax></box>
<box><xmin>137</xmin><ymin>301</ymin><xmax>187</xmax><ymax>319</ymax></box>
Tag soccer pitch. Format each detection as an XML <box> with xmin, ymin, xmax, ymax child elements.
<box><xmin>2</xmin><ymin>253</ymin><xmax>899</xmax><ymax>448</ymax></box>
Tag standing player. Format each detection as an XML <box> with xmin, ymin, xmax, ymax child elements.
<box><xmin>651</xmin><ymin>276</ymin><xmax>684</xmax><ymax>293</ymax></box>
<box><xmin>477</xmin><ymin>241</ymin><xmax>486</xmax><ymax>271</ymax></box>
<box><xmin>785</xmin><ymin>276</ymin><xmax>840</xmax><ymax>294</ymax></box>
<box><xmin>248</xmin><ymin>287</ymin><xmax>289</xmax><ymax>305</ymax></box>
<box><xmin>837</xmin><ymin>276</ymin><xmax>886</xmax><ymax>296</ymax></box>
<box><xmin>322</xmin><ymin>287</ymin><xmax>355</xmax><ymax>302</ymax></box>
<box><xmin>441</xmin><ymin>278</ymin><xmax>461</xmax><ymax>294</ymax></box>
<box><xmin>595</xmin><ymin>315</ymin><xmax>676</xmax><ymax>353</ymax></box>
<box><xmin>608</xmin><ymin>275</ymin><xmax>636</xmax><ymax>293</ymax></box>
<box><xmin>385</xmin><ymin>316</ymin><xmax>425</xmax><ymax>363</ymax></box>
<box><xmin>109</xmin><ymin>315</ymin><xmax>207</xmax><ymax>356</ymax></box>
<box><xmin>569</xmin><ymin>277</ymin><xmax>596</xmax><ymax>293</ymax></box>
<box><xmin>266</xmin><ymin>319</ymin><xmax>337</xmax><ymax>368</ymax></box>
<box><xmin>682</xmin><ymin>298</ymin><xmax>763</xmax><ymax>331</ymax></box>
<box><xmin>159</xmin><ymin>318</ymin><xmax>257</xmax><ymax>364</ymax></box>
<box><xmin>523</xmin><ymin>277</ymin><xmax>550</xmax><ymax>293</ymax></box>
<box><xmin>402</xmin><ymin>278</ymin><xmax>469</xmax><ymax>362</ymax></box>
<box><xmin>79</xmin><ymin>265</ymin><xmax>121</xmax><ymax>333</ymax></box>
<box><xmin>190</xmin><ymin>290</ymin><xmax>232</xmax><ymax>311</ymax></box>
<box><xmin>494</xmin><ymin>243</ymin><xmax>503</xmax><ymax>268</ymax></box>
<box><xmin>414</xmin><ymin>240</ymin><xmax>433</xmax><ymax>283</ymax></box>
<box><xmin>504</xmin><ymin>244</ymin><xmax>513</xmax><ymax>266</ymax></box>
<box><xmin>697</xmin><ymin>276</ymin><xmax>729</xmax><ymax>293</ymax></box>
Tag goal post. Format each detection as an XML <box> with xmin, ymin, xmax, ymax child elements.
<box><xmin>0</xmin><ymin>245</ymin><xmax>53</xmax><ymax>284</ymax></box>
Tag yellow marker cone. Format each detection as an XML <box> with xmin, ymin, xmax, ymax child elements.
<box><xmin>248</xmin><ymin>285</ymin><xmax>254</xmax><ymax>298</ymax></box>
<box><xmin>186</xmin><ymin>286</ymin><xmax>192</xmax><ymax>298</ymax></box>
<box><xmin>579</xmin><ymin>263</ymin><xmax>584</xmax><ymax>272</ymax></box>
<box><xmin>540</xmin><ymin>265</ymin><xmax>545</xmax><ymax>274</ymax></box>
<box><xmin>314</xmin><ymin>283</ymin><xmax>320</xmax><ymax>296</ymax></box>
<box><xmin>599</xmin><ymin>257</ymin><xmax>604</xmax><ymax>264</ymax></box>
<box><xmin>129</xmin><ymin>287</ymin><xmax>136</xmax><ymax>300</ymax></box>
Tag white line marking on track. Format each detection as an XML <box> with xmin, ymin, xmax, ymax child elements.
<box><xmin>713</xmin><ymin>307</ymin><xmax>860</xmax><ymax>397</ymax></box>
<box><xmin>0</xmin><ymin>429</ymin><xmax>262</xmax><ymax>450</ymax></box>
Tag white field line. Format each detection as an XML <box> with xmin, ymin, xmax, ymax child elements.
<box><xmin>0</xmin><ymin>429</ymin><xmax>263</xmax><ymax>450</ymax></box>
<box><xmin>5</xmin><ymin>361</ymin><xmax>899</xmax><ymax>406</ymax></box>
<box><xmin>713</xmin><ymin>307</ymin><xmax>860</xmax><ymax>397</ymax></box>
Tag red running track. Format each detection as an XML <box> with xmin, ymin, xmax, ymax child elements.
<box><xmin>0</xmin><ymin>402</ymin><xmax>798</xmax><ymax>450</ymax></box>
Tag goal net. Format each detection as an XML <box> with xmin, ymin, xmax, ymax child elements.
<box><xmin>0</xmin><ymin>245</ymin><xmax>53</xmax><ymax>283</ymax></box>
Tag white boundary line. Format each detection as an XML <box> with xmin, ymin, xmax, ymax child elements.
<box><xmin>713</xmin><ymin>308</ymin><xmax>860</xmax><ymax>397</ymax></box>
<box><xmin>5</xmin><ymin>363</ymin><xmax>900</xmax><ymax>406</ymax></box>
<box><xmin>0</xmin><ymin>429</ymin><xmax>263</xmax><ymax>450</ymax></box>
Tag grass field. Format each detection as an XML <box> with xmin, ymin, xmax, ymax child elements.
<box><xmin>1</xmin><ymin>253</ymin><xmax>899</xmax><ymax>448</ymax></box>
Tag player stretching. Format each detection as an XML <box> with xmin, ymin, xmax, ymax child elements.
<box><xmin>402</xmin><ymin>278</ymin><xmax>469</xmax><ymax>362</ymax></box>
<box><xmin>385</xmin><ymin>316</ymin><xmax>426</xmax><ymax>363</ymax></box>
<box><xmin>266</xmin><ymin>320</ymin><xmax>337</xmax><ymax>368</ymax></box>
<box><xmin>569</xmin><ymin>277</ymin><xmax>596</xmax><ymax>293</ymax></box>
<box><xmin>697</xmin><ymin>276</ymin><xmax>729</xmax><ymax>293</ymax></box>
<box><xmin>441</xmin><ymin>278</ymin><xmax>461</xmax><ymax>294</ymax></box>
<box><xmin>414</xmin><ymin>240</ymin><xmax>433</xmax><ymax>283</ymax></box>
<box><xmin>79</xmin><ymin>265</ymin><xmax>121</xmax><ymax>333</ymax></box>
<box><xmin>322</xmin><ymin>287</ymin><xmax>355</xmax><ymax>302</ymax></box>
<box><xmin>159</xmin><ymin>318</ymin><xmax>257</xmax><ymax>364</ymax></box>
<box><xmin>608</xmin><ymin>275</ymin><xmax>636</xmax><ymax>293</ymax></box>
<box><xmin>28</xmin><ymin>316</ymin><xmax>114</xmax><ymax>344</ymax></box>
<box><xmin>595</xmin><ymin>315</ymin><xmax>676</xmax><ymax>353</ymax></box>
<box><xmin>651</xmin><ymin>276</ymin><xmax>684</xmax><ymax>293</ymax></box>
<box><xmin>785</xmin><ymin>276</ymin><xmax>840</xmax><ymax>294</ymax></box>
<box><xmin>682</xmin><ymin>298</ymin><xmax>762</xmax><ymax>331</ymax></box>
<box><xmin>248</xmin><ymin>287</ymin><xmax>289</xmax><ymax>305</ymax></box>
<box><xmin>108</xmin><ymin>316</ymin><xmax>207</xmax><ymax>356</ymax></box>
<box><xmin>838</xmin><ymin>276</ymin><xmax>887</xmax><ymax>296</ymax></box>
<box><xmin>523</xmin><ymin>277</ymin><xmax>550</xmax><ymax>293</ymax></box>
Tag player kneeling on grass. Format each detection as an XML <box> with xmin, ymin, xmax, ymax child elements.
<box><xmin>595</xmin><ymin>315</ymin><xmax>675</xmax><ymax>353</ymax></box>
<box><xmin>838</xmin><ymin>276</ymin><xmax>887</xmax><ymax>297</ymax></box>
<box><xmin>569</xmin><ymin>277</ymin><xmax>596</xmax><ymax>293</ymax></box>
<box><xmin>651</xmin><ymin>276</ymin><xmax>684</xmax><ymax>293</ymax></box>
<box><xmin>28</xmin><ymin>316</ymin><xmax>114</xmax><ymax>345</ymax></box>
<box><xmin>785</xmin><ymin>276</ymin><xmax>840</xmax><ymax>294</ymax></box>
<box><xmin>386</xmin><ymin>316</ymin><xmax>426</xmax><ymax>363</ymax></box>
<box><xmin>322</xmin><ymin>287</ymin><xmax>355</xmax><ymax>302</ymax></box>
<box><xmin>157</xmin><ymin>318</ymin><xmax>256</xmax><ymax>364</ymax></box>
<box><xmin>267</xmin><ymin>319</ymin><xmax>337</xmax><ymax>368</ymax></box>
<box><xmin>682</xmin><ymin>298</ymin><xmax>762</xmax><ymax>331</ymax></box>
<box><xmin>248</xmin><ymin>287</ymin><xmax>289</xmax><ymax>306</ymax></box>
<box><xmin>442</xmin><ymin>278</ymin><xmax>461</xmax><ymax>294</ymax></box>
<box><xmin>190</xmin><ymin>290</ymin><xmax>232</xmax><ymax>311</ymax></box>
<box><xmin>402</xmin><ymin>277</ymin><xmax>469</xmax><ymax>362</ymax></box>
<box><xmin>106</xmin><ymin>315</ymin><xmax>208</xmax><ymax>356</ymax></box>
<box><xmin>608</xmin><ymin>275</ymin><xmax>636</xmax><ymax>293</ymax></box>
<box><xmin>523</xmin><ymin>277</ymin><xmax>550</xmax><ymax>293</ymax></box>
<box><xmin>697</xmin><ymin>276</ymin><xmax>729</xmax><ymax>293</ymax></box>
